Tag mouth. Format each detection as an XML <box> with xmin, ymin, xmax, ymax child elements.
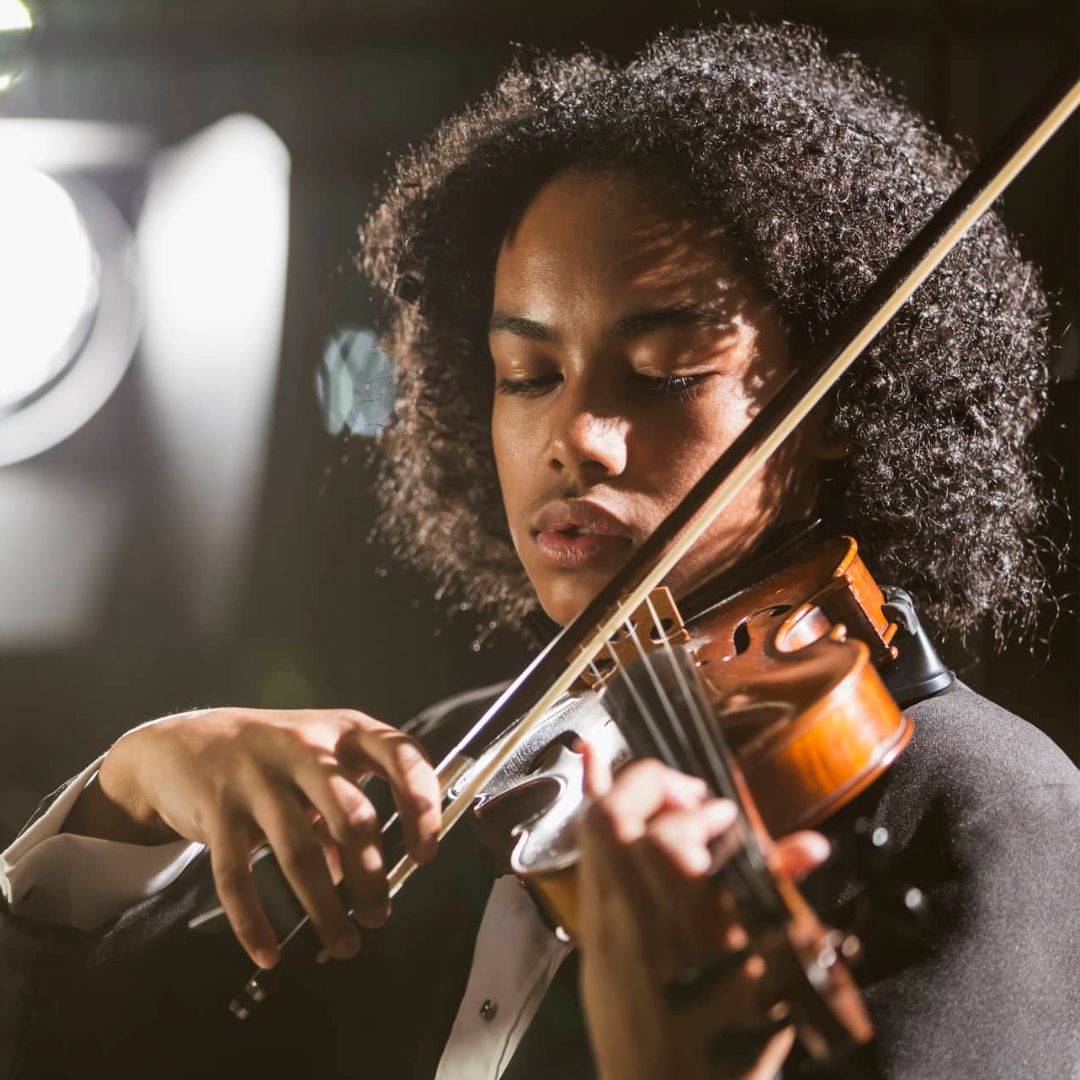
<box><xmin>530</xmin><ymin>500</ymin><xmax>633</xmax><ymax>569</ymax></box>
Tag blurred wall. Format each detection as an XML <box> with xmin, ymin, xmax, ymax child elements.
<box><xmin>0</xmin><ymin>0</ymin><xmax>1076</xmax><ymax>841</ymax></box>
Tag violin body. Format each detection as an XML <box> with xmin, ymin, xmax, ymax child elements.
<box><xmin>471</xmin><ymin>531</ymin><xmax>912</xmax><ymax>940</ymax></box>
<box><xmin>689</xmin><ymin>532</ymin><xmax>911</xmax><ymax>837</ymax></box>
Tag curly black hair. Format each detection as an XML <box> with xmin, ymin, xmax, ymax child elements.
<box><xmin>360</xmin><ymin>20</ymin><xmax>1052</xmax><ymax>640</ymax></box>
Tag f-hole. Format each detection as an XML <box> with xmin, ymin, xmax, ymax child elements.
<box><xmin>732</xmin><ymin>606</ymin><xmax>790</xmax><ymax>655</ymax></box>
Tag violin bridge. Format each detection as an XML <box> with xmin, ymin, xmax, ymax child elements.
<box><xmin>577</xmin><ymin>587</ymin><xmax>691</xmax><ymax>690</ymax></box>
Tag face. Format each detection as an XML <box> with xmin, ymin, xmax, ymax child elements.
<box><xmin>490</xmin><ymin>169</ymin><xmax>821</xmax><ymax>625</ymax></box>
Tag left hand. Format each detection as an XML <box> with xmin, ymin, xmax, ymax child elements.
<box><xmin>576</xmin><ymin>746</ymin><xmax>830</xmax><ymax>1080</ymax></box>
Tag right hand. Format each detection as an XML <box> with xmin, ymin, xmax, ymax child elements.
<box><xmin>65</xmin><ymin>707</ymin><xmax>442</xmax><ymax>969</ymax></box>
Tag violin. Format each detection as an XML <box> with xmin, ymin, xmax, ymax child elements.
<box><xmin>472</xmin><ymin>528</ymin><xmax>912</xmax><ymax>926</ymax></box>
<box><xmin>216</xmin><ymin>61</ymin><xmax>1079</xmax><ymax>1075</ymax></box>
<box><xmin>470</xmin><ymin>527</ymin><xmax>910</xmax><ymax>1069</ymax></box>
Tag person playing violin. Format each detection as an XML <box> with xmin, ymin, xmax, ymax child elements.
<box><xmin>2</xmin><ymin>21</ymin><xmax>1078</xmax><ymax>1080</ymax></box>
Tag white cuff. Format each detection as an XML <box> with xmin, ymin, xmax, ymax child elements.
<box><xmin>0</xmin><ymin>753</ymin><xmax>203</xmax><ymax>930</ymax></box>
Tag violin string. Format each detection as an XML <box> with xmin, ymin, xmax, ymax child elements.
<box><xmin>601</xmin><ymin>635</ymin><xmax>679</xmax><ymax>768</ymax></box>
<box><xmin>597</xmin><ymin>601</ymin><xmax>767</xmax><ymax>916</ymax></box>
<box><xmin>609</xmin><ymin>616</ymin><xmax>708</xmax><ymax>962</ymax></box>
<box><xmin>587</xmin><ymin>658</ymin><xmax>607</xmax><ymax>685</ymax></box>
<box><xmin>642</xmin><ymin>595</ymin><xmax>772</xmax><ymax>912</ymax></box>
<box><xmin>641</xmin><ymin>595</ymin><xmax>726</xmax><ymax>790</ymax></box>
<box><xmin>620</xmin><ymin>614</ymin><xmax>699</xmax><ymax>775</ymax></box>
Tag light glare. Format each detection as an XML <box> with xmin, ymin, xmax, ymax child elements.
<box><xmin>138</xmin><ymin>114</ymin><xmax>289</xmax><ymax>631</ymax></box>
<box><xmin>0</xmin><ymin>0</ymin><xmax>31</xmax><ymax>32</ymax></box>
<box><xmin>0</xmin><ymin>165</ymin><xmax>99</xmax><ymax>410</ymax></box>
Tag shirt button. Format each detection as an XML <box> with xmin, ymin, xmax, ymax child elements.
<box><xmin>479</xmin><ymin>998</ymin><xmax>498</xmax><ymax>1021</ymax></box>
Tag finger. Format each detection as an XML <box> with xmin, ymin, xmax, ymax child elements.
<box><xmin>577</xmin><ymin>737</ymin><xmax>612</xmax><ymax>798</ymax></box>
<box><xmin>627</xmin><ymin>800</ymin><xmax>739</xmax><ymax>971</ymax></box>
<box><xmin>642</xmin><ymin>798</ymin><xmax>739</xmax><ymax>878</ymax></box>
<box><xmin>207</xmin><ymin>818</ymin><xmax>279</xmax><ymax>969</ymax></box>
<box><xmin>252</xmin><ymin>789</ymin><xmax>360</xmax><ymax>960</ymax></box>
<box><xmin>774</xmin><ymin>830</ymin><xmax>831</xmax><ymax>880</ymax></box>
<box><xmin>584</xmin><ymin>759</ymin><xmax>707</xmax><ymax>845</ymax></box>
<box><xmin>311</xmin><ymin>815</ymin><xmax>344</xmax><ymax>884</ymax></box>
<box><xmin>296</xmin><ymin>765</ymin><xmax>389</xmax><ymax>928</ymax></box>
<box><xmin>336</xmin><ymin>720</ymin><xmax>442</xmax><ymax>864</ymax></box>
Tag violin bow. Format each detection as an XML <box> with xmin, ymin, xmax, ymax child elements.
<box><xmin>230</xmin><ymin>62</ymin><xmax>1079</xmax><ymax>1017</ymax></box>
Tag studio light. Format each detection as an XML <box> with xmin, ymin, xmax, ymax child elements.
<box><xmin>0</xmin><ymin>164</ymin><xmax>99</xmax><ymax>413</ymax></box>
<box><xmin>0</xmin><ymin>0</ymin><xmax>32</xmax><ymax>32</ymax></box>
<box><xmin>0</xmin><ymin>0</ymin><xmax>33</xmax><ymax>92</ymax></box>
<box><xmin>0</xmin><ymin>162</ymin><xmax>140</xmax><ymax>466</ymax></box>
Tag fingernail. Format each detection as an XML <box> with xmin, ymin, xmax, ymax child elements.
<box><xmin>707</xmin><ymin>798</ymin><xmax>738</xmax><ymax>826</ymax></box>
<box><xmin>254</xmin><ymin>947</ymin><xmax>278</xmax><ymax>970</ymax></box>
<box><xmin>356</xmin><ymin>902</ymin><xmax>391</xmax><ymax>929</ymax></box>
<box><xmin>683</xmin><ymin>848</ymin><xmax>713</xmax><ymax>875</ymax></box>
<box><xmin>332</xmin><ymin>933</ymin><xmax>361</xmax><ymax>959</ymax></box>
<box><xmin>677</xmin><ymin>777</ymin><xmax>709</xmax><ymax>806</ymax></box>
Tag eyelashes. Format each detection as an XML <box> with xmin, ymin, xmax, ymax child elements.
<box><xmin>496</xmin><ymin>372</ymin><xmax>712</xmax><ymax>401</ymax></box>
<box><xmin>495</xmin><ymin>374</ymin><xmax>560</xmax><ymax>397</ymax></box>
<box><xmin>643</xmin><ymin>373</ymin><xmax>711</xmax><ymax>400</ymax></box>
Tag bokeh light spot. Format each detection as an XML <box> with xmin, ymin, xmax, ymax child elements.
<box><xmin>316</xmin><ymin>327</ymin><xmax>395</xmax><ymax>437</ymax></box>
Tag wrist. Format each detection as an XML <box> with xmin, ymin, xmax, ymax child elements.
<box><xmin>63</xmin><ymin>728</ymin><xmax>176</xmax><ymax>845</ymax></box>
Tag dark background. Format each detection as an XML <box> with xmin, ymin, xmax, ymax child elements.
<box><xmin>0</xmin><ymin>0</ymin><xmax>1076</xmax><ymax>843</ymax></box>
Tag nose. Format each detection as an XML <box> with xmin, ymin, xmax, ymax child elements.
<box><xmin>544</xmin><ymin>380</ymin><xmax>629</xmax><ymax>482</ymax></box>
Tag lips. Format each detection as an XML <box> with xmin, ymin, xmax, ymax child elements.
<box><xmin>530</xmin><ymin>499</ymin><xmax>633</xmax><ymax>569</ymax></box>
<box><xmin>531</xmin><ymin>498</ymin><xmax>630</xmax><ymax>537</ymax></box>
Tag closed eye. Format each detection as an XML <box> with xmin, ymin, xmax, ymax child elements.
<box><xmin>496</xmin><ymin>373</ymin><xmax>562</xmax><ymax>396</ymax></box>
<box><xmin>636</xmin><ymin>372</ymin><xmax>713</xmax><ymax>399</ymax></box>
<box><xmin>497</xmin><ymin>372</ymin><xmax>714</xmax><ymax>399</ymax></box>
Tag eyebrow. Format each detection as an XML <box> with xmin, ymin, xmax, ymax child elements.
<box><xmin>487</xmin><ymin>312</ymin><xmax>560</xmax><ymax>342</ymax></box>
<box><xmin>488</xmin><ymin>304</ymin><xmax>727</xmax><ymax>344</ymax></box>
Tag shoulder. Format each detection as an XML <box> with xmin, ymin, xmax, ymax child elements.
<box><xmin>850</xmin><ymin>685</ymin><xmax>1080</xmax><ymax>1073</ymax></box>
<box><xmin>856</xmin><ymin>688</ymin><xmax>1080</xmax><ymax>1074</ymax></box>
<box><xmin>895</xmin><ymin>680</ymin><xmax>1080</xmax><ymax>814</ymax></box>
<box><xmin>873</xmin><ymin>680</ymin><xmax>1080</xmax><ymax>880</ymax></box>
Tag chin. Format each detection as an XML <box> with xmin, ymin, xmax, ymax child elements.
<box><xmin>535</xmin><ymin>572</ymin><xmax>608</xmax><ymax>627</ymax></box>
<box><xmin>534</xmin><ymin>551</ymin><xmax>725</xmax><ymax>628</ymax></box>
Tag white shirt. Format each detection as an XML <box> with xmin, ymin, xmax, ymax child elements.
<box><xmin>0</xmin><ymin>759</ymin><xmax>572</xmax><ymax>1080</ymax></box>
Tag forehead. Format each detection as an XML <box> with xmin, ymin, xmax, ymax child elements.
<box><xmin>492</xmin><ymin>168</ymin><xmax>745</xmax><ymax>316</ymax></box>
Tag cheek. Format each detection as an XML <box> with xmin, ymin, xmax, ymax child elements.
<box><xmin>491</xmin><ymin>405</ymin><xmax>533</xmax><ymax>531</ymax></box>
<box><xmin>638</xmin><ymin>386</ymin><xmax>755</xmax><ymax>488</ymax></box>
